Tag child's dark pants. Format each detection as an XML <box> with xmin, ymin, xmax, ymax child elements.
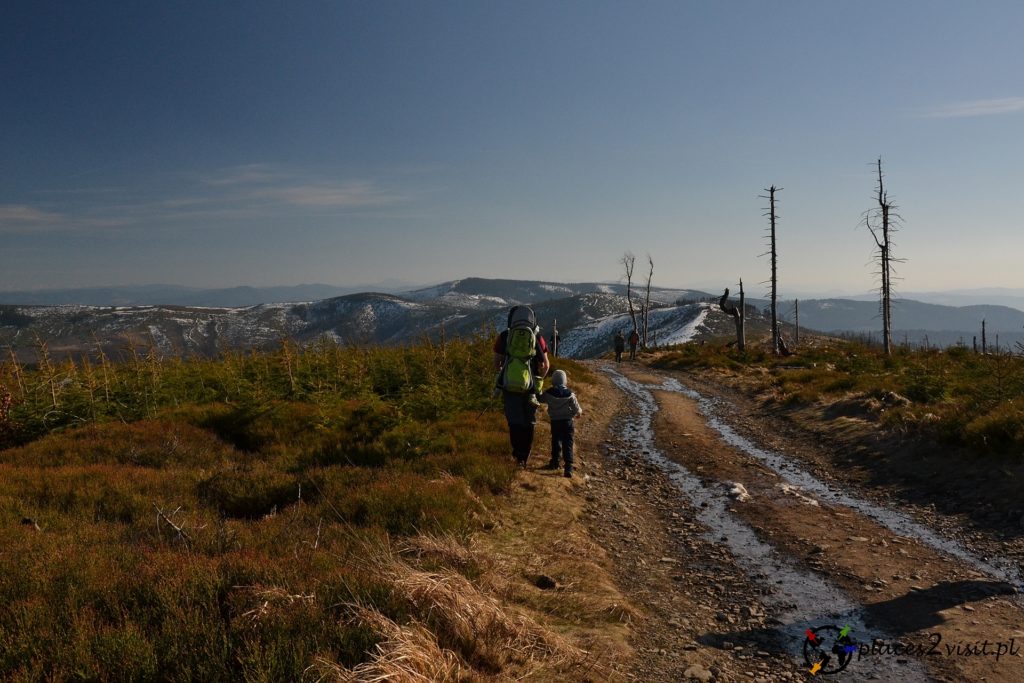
<box><xmin>550</xmin><ymin>419</ymin><xmax>574</xmax><ymax>470</ymax></box>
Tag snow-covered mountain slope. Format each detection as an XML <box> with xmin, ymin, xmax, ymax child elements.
<box><xmin>14</xmin><ymin>277</ymin><xmax>1024</xmax><ymax>358</ymax></box>
<box><xmin>558</xmin><ymin>303</ymin><xmax>711</xmax><ymax>358</ymax></box>
<box><xmin>1</xmin><ymin>292</ymin><xmax>723</xmax><ymax>362</ymax></box>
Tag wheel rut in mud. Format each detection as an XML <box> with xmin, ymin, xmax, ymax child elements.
<box><xmin>603</xmin><ymin>363</ymin><xmax>1024</xmax><ymax>682</ymax></box>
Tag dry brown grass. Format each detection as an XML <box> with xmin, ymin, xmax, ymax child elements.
<box><xmin>398</xmin><ymin>532</ymin><xmax>493</xmax><ymax>577</ymax></box>
<box><xmin>0</xmin><ymin>340</ymin><xmax>636</xmax><ymax>681</ymax></box>
<box><xmin>392</xmin><ymin>563</ymin><xmax>582</xmax><ymax>671</ymax></box>
<box><xmin>309</xmin><ymin>606</ymin><xmax>465</xmax><ymax>683</ymax></box>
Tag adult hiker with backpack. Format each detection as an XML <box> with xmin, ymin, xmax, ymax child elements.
<box><xmin>628</xmin><ymin>328</ymin><xmax>640</xmax><ymax>360</ymax></box>
<box><xmin>493</xmin><ymin>305</ymin><xmax>550</xmax><ymax>467</ymax></box>
<box><xmin>613</xmin><ymin>331</ymin><xmax>625</xmax><ymax>363</ymax></box>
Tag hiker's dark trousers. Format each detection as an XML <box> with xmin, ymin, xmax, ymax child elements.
<box><xmin>550</xmin><ymin>419</ymin><xmax>574</xmax><ymax>468</ymax></box>
<box><xmin>503</xmin><ymin>391</ymin><xmax>538</xmax><ymax>464</ymax></box>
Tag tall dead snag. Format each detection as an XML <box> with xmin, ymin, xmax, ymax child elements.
<box><xmin>620</xmin><ymin>251</ymin><xmax>640</xmax><ymax>337</ymax></box>
<box><xmin>863</xmin><ymin>158</ymin><xmax>903</xmax><ymax>355</ymax></box>
<box><xmin>794</xmin><ymin>299</ymin><xmax>800</xmax><ymax>345</ymax></box>
<box><xmin>761</xmin><ymin>186</ymin><xmax>782</xmax><ymax>355</ymax></box>
<box><xmin>719</xmin><ymin>279</ymin><xmax>745</xmax><ymax>351</ymax></box>
<box><xmin>642</xmin><ymin>254</ymin><xmax>654</xmax><ymax>348</ymax></box>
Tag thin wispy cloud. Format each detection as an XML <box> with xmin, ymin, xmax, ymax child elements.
<box><xmin>921</xmin><ymin>97</ymin><xmax>1024</xmax><ymax>118</ymax></box>
<box><xmin>0</xmin><ymin>204</ymin><xmax>62</xmax><ymax>223</ymax></box>
<box><xmin>275</xmin><ymin>181</ymin><xmax>409</xmax><ymax>208</ymax></box>
<box><xmin>198</xmin><ymin>165</ymin><xmax>410</xmax><ymax>207</ymax></box>
<box><xmin>200</xmin><ymin>163</ymin><xmax>286</xmax><ymax>187</ymax></box>
<box><xmin>0</xmin><ymin>204</ymin><xmax>65</xmax><ymax>232</ymax></box>
<box><xmin>0</xmin><ymin>166</ymin><xmax>413</xmax><ymax>236</ymax></box>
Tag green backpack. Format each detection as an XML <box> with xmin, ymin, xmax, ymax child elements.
<box><xmin>500</xmin><ymin>306</ymin><xmax>540</xmax><ymax>393</ymax></box>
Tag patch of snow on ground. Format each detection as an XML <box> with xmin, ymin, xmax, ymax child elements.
<box><xmin>316</xmin><ymin>329</ymin><xmax>345</xmax><ymax>344</ymax></box>
<box><xmin>435</xmin><ymin>292</ymin><xmax>508</xmax><ymax>309</ymax></box>
<box><xmin>654</xmin><ymin>304</ymin><xmax>709</xmax><ymax>346</ymax></box>
<box><xmin>557</xmin><ymin>311</ymin><xmax>635</xmax><ymax>358</ymax></box>
<box><xmin>146</xmin><ymin>325</ymin><xmax>175</xmax><ymax>354</ymax></box>
<box><xmin>538</xmin><ymin>283</ymin><xmax>573</xmax><ymax>295</ymax></box>
<box><xmin>558</xmin><ymin>303</ymin><xmax>709</xmax><ymax>358</ymax></box>
<box><xmin>110</xmin><ymin>306</ymin><xmax>156</xmax><ymax>315</ymax></box>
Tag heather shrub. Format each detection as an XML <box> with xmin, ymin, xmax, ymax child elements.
<box><xmin>0</xmin><ymin>419</ymin><xmax>234</xmax><ymax>469</ymax></box>
<box><xmin>196</xmin><ymin>463</ymin><xmax>304</xmax><ymax>519</ymax></box>
<box><xmin>0</xmin><ymin>335</ymin><xmax>552</xmax><ymax>680</ymax></box>
<box><xmin>654</xmin><ymin>338</ymin><xmax>1024</xmax><ymax>455</ymax></box>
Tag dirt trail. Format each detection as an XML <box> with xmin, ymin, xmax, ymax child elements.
<box><xmin>580</xmin><ymin>361</ymin><xmax>1024</xmax><ymax>682</ymax></box>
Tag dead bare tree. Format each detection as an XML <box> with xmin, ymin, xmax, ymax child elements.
<box><xmin>760</xmin><ymin>186</ymin><xmax>782</xmax><ymax>355</ymax></box>
<box><xmin>862</xmin><ymin>158</ymin><xmax>904</xmax><ymax>355</ymax></box>
<box><xmin>620</xmin><ymin>251</ymin><xmax>640</xmax><ymax>336</ymax></box>
<box><xmin>642</xmin><ymin>254</ymin><xmax>654</xmax><ymax>348</ymax></box>
<box><xmin>794</xmin><ymin>299</ymin><xmax>800</xmax><ymax>345</ymax></box>
<box><xmin>719</xmin><ymin>279</ymin><xmax>746</xmax><ymax>351</ymax></box>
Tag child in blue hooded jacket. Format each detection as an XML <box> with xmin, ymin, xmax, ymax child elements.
<box><xmin>539</xmin><ymin>369</ymin><xmax>583</xmax><ymax>478</ymax></box>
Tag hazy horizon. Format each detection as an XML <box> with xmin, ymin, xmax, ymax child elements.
<box><xmin>8</xmin><ymin>276</ymin><xmax>1024</xmax><ymax>306</ymax></box>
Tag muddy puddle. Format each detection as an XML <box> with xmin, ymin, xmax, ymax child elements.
<box><xmin>651</xmin><ymin>375</ymin><xmax>1024</xmax><ymax>591</ymax></box>
<box><xmin>605</xmin><ymin>367</ymin><xmax>930</xmax><ymax>680</ymax></box>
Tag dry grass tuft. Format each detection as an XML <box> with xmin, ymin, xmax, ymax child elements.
<box><xmin>309</xmin><ymin>606</ymin><xmax>464</xmax><ymax>683</ymax></box>
<box><xmin>398</xmin><ymin>532</ymin><xmax>491</xmax><ymax>576</ymax></box>
<box><xmin>388</xmin><ymin>560</ymin><xmax>583</xmax><ymax>672</ymax></box>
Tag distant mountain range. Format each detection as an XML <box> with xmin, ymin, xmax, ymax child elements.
<box><xmin>0</xmin><ymin>281</ymin><xmax>418</xmax><ymax>307</ymax></box>
<box><xmin>790</xmin><ymin>298</ymin><xmax>1024</xmax><ymax>348</ymax></box>
<box><xmin>0</xmin><ymin>278</ymin><xmax>717</xmax><ymax>362</ymax></box>
<box><xmin>844</xmin><ymin>288</ymin><xmax>1024</xmax><ymax>313</ymax></box>
<box><xmin>2</xmin><ymin>278</ymin><xmax>1023</xmax><ymax>362</ymax></box>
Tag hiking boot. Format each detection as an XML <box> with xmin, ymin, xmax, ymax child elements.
<box><xmin>541</xmin><ymin>461</ymin><xmax>559</xmax><ymax>470</ymax></box>
<box><xmin>563</xmin><ymin>467</ymin><xmax>573</xmax><ymax>478</ymax></box>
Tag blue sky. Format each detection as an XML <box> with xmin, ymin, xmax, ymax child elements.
<box><xmin>3</xmin><ymin>1</ymin><xmax>1023</xmax><ymax>295</ymax></box>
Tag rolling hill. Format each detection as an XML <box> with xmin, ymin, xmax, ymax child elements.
<box><xmin>4</xmin><ymin>278</ymin><xmax>1023</xmax><ymax>362</ymax></box>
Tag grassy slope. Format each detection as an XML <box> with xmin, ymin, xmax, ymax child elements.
<box><xmin>652</xmin><ymin>339</ymin><xmax>1024</xmax><ymax>453</ymax></box>
<box><xmin>650</xmin><ymin>337</ymin><xmax>1024</xmax><ymax>524</ymax></box>
<box><xmin>0</xmin><ymin>339</ymin><xmax>628</xmax><ymax>681</ymax></box>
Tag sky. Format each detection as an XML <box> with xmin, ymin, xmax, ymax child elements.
<box><xmin>3</xmin><ymin>1</ymin><xmax>1024</xmax><ymax>297</ymax></box>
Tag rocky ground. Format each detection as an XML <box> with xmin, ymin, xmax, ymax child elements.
<box><xmin>534</xmin><ymin>359</ymin><xmax>1024</xmax><ymax>682</ymax></box>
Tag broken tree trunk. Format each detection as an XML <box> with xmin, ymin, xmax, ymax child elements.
<box><xmin>719</xmin><ymin>282</ymin><xmax>746</xmax><ymax>351</ymax></box>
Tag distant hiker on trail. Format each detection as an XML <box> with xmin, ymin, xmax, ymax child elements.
<box><xmin>613</xmin><ymin>331</ymin><xmax>625</xmax><ymax>362</ymax></box>
<box><xmin>494</xmin><ymin>305</ymin><xmax>550</xmax><ymax>467</ymax></box>
<box><xmin>539</xmin><ymin>369</ymin><xmax>582</xmax><ymax>478</ymax></box>
<box><xmin>628</xmin><ymin>329</ymin><xmax>640</xmax><ymax>360</ymax></box>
